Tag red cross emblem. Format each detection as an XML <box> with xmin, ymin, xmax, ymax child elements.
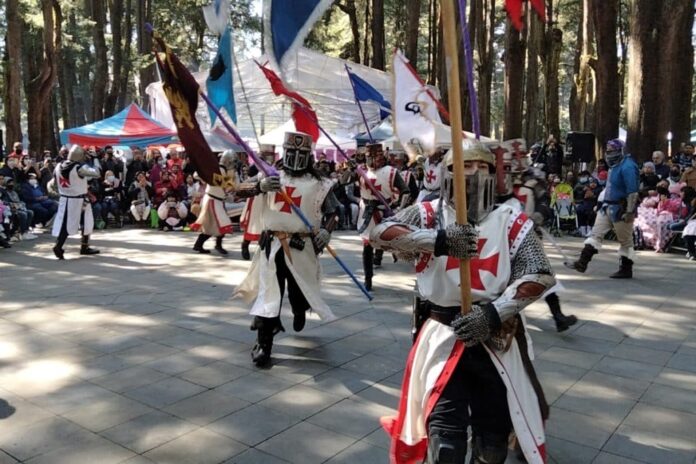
<box><xmin>425</xmin><ymin>169</ymin><xmax>437</xmax><ymax>183</ymax></box>
<box><xmin>511</xmin><ymin>140</ymin><xmax>524</xmax><ymax>156</ymax></box>
<box><xmin>274</xmin><ymin>186</ymin><xmax>302</xmax><ymax>214</ymax></box>
<box><xmin>490</xmin><ymin>145</ymin><xmax>508</xmax><ymax>161</ymax></box>
<box><xmin>59</xmin><ymin>175</ymin><xmax>70</xmax><ymax>188</ymax></box>
<box><xmin>368</xmin><ymin>178</ymin><xmax>382</xmax><ymax>192</ymax></box>
<box><xmin>445</xmin><ymin>238</ymin><xmax>500</xmax><ymax>291</ymax></box>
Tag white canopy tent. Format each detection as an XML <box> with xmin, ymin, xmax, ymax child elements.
<box><xmin>258</xmin><ymin>119</ymin><xmax>356</xmax><ymax>160</ymax></box>
<box><xmin>146</xmin><ymin>47</ymin><xmax>394</xmax><ymax>143</ymax></box>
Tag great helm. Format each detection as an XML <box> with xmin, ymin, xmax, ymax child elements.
<box><xmin>68</xmin><ymin>145</ymin><xmax>87</xmax><ymax>162</ymax></box>
<box><xmin>442</xmin><ymin>141</ymin><xmax>496</xmax><ymax>223</ymax></box>
<box><xmin>282</xmin><ymin>131</ymin><xmax>313</xmax><ymax>173</ymax></box>
<box><xmin>605</xmin><ymin>138</ymin><xmax>625</xmax><ymax>168</ymax></box>
<box><xmin>365</xmin><ymin>143</ymin><xmax>386</xmax><ymax>169</ymax></box>
<box><xmin>219</xmin><ymin>150</ymin><xmax>237</xmax><ymax>170</ymax></box>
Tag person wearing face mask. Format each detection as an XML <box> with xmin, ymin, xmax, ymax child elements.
<box><xmin>102</xmin><ymin>146</ymin><xmax>124</xmax><ymax>181</ymax></box>
<box><xmin>148</xmin><ymin>150</ymin><xmax>165</xmax><ymax>184</ymax></box>
<box><xmin>157</xmin><ymin>191</ymin><xmax>188</xmax><ymax>231</ymax></box>
<box><xmin>102</xmin><ymin>170</ymin><xmax>123</xmax><ymax>227</ymax></box>
<box><xmin>0</xmin><ymin>144</ymin><xmax>23</xmax><ymax>182</ymax></box>
<box><xmin>0</xmin><ymin>176</ymin><xmax>37</xmax><ymax>240</ymax></box>
<box><xmin>127</xmin><ymin>148</ymin><xmax>149</xmax><ymax>187</ymax></box>
<box><xmin>668</xmin><ymin>165</ymin><xmax>684</xmax><ymax>188</ymax></box>
<box><xmin>681</xmin><ymin>158</ymin><xmax>696</xmax><ymax>189</ymax></box>
<box><xmin>651</xmin><ymin>151</ymin><xmax>671</xmax><ymax>180</ymax></box>
<box><xmin>639</xmin><ymin>162</ymin><xmax>660</xmax><ymax>196</ymax></box>
<box><xmin>20</xmin><ymin>173</ymin><xmax>58</xmax><ymax>226</ymax></box>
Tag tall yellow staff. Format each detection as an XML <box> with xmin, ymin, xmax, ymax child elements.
<box><xmin>440</xmin><ymin>1</ymin><xmax>473</xmax><ymax>314</ymax></box>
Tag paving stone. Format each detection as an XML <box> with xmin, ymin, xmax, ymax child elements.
<box><xmin>574</xmin><ymin>370</ymin><xmax>650</xmax><ymax>401</ymax></box>
<box><xmin>177</xmin><ymin>361</ymin><xmax>252</xmax><ymax>388</ymax></box>
<box><xmin>99</xmin><ymin>410</ymin><xmax>198</xmax><ymax>454</ymax></box>
<box><xmin>545</xmin><ymin>436</ymin><xmax>599</xmax><ymax>464</ymax></box>
<box><xmin>143</xmin><ymin>428</ymin><xmax>247</xmax><ymax>464</ymax></box>
<box><xmin>533</xmin><ymin>360</ymin><xmax>588</xmax><ymax>403</ymax></box>
<box><xmin>224</xmin><ymin>448</ymin><xmax>290</xmax><ymax>464</ymax></box>
<box><xmin>115</xmin><ymin>343</ymin><xmax>181</xmax><ymax>365</ymax></box>
<box><xmin>78</xmin><ymin>354</ymin><xmax>134</xmax><ymax>380</ymax></box>
<box><xmin>91</xmin><ymin>366</ymin><xmax>169</xmax><ymax>393</ymax></box>
<box><xmin>0</xmin><ymin>416</ymin><xmax>95</xmax><ymax>462</ymax></box>
<box><xmin>622</xmin><ymin>403</ymin><xmax>696</xmax><ymax>441</ymax></box>
<box><xmin>553</xmin><ymin>389</ymin><xmax>635</xmax><ymax>428</ymax></box>
<box><xmin>592</xmin><ymin>452</ymin><xmax>645</xmax><ymax>464</ymax></box>
<box><xmin>667</xmin><ymin>352</ymin><xmax>696</xmax><ymax>373</ymax></box>
<box><xmin>537</xmin><ymin>346</ymin><xmax>603</xmax><ymax>370</ymax></box>
<box><xmin>640</xmin><ymin>383</ymin><xmax>696</xmax><ymax>415</ymax></box>
<box><xmin>608</xmin><ymin>343</ymin><xmax>673</xmax><ymax>366</ymax></box>
<box><xmin>603</xmin><ymin>424</ymin><xmax>696</xmax><ymax>464</ymax></box>
<box><xmin>307</xmin><ymin>398</ymin><xmax>393</xmax><ymax>439</ymax></box>
<box><xmin>593</xmin><ymin>356</ymin><xmax>663</xmax><ymax>382</ymax></box>
<box><xmin>654</xmin><ymin>367</ymin><xmax>696</xmax><ymax>392</ymax></box>
<box><xmin>340</xmin><ymin>352</ymin><xmax>404</xmax><ymax>382</ymax></box>
<box><xmin>214</xmin><ymin>372</ymin><xmax>299</xmax><ymax>403</ymax></box>
<box><xmin>143</xmin><ymin>351</ymin><xmax>214</xmax><ymax>375</ymax></box>
<box><xmin>257</xmin><ymin>384</ymin><xmax>343</xmax><ymax>420</ymax></box>
<box><xmin>574</xmin><ymin>322</ymin><xmax>628</xmax><ymax>343</ymax></box>
<box><xmin>363</xmin><ymin>427</ymin><xmax>390</xmax><ymax>450</ymax></box>
<box><xmin>352</xmin><ymin>382</ymin><xmax>401</xmax><ymax>411</ymax></box>
<box><xmin>164</xmin><ymin>390</ymin><xmax>250</xmax><ymax>426</ymax></box>
<box><xmin>209</xmin><ymin>404</ymin><xmax>300</xmax><ymax>446</ymax></box>
<box><xmin>123</xmin><ymin>377</ymin><xmax>206</xmax><ymax>408</ymax></box>
<box><xmin>545</xmin><ymin>407</ymin><xmax>617</xmax><ymax>449</ymax></box>
<box><xmin>23</xmin><ymin>435</ymin><xmax>135</xmax><ymax>464</ymax></box>
<box><xmin>60</xmin><ymin>393</ymin><xmax>154</xmax><ymax>432</ymax></box>
<box><xmin>301</xmin><ymin>367</ymin><xmax>375</xmax><ymax>398</ymax></box>
<box><xmin>30</xmin><ymin>382</ymin><xmax>119</xmax><ymax>415</ymax></box>
<box><xmin>256</xmin><ymin>421</ymin><xmax>355</xmax><ymax>464</ymax></box>
<box><xmin>324</xmin><ymin>440</ymin><xmax>388</xmax><ymax>463</ymax></box>
<box><xmin>0</xmin><ymin>397</ymin><xmax>53</xmax><ymax>433</ymax></box>
<box><xmin>0</xmin><ymin>450</ymin><xmax>19</xmax><ymax>464</ymax></box>
<box><xmin>264</xmin><ymin>359</ymin><xmax>334</xmax><ymax>384</ymax></box>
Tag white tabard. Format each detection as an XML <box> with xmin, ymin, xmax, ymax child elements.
<box><xmin>52</xmin><ymin>163</ymin><xmax>94</xmax><ymax>237</ymax></box>
<box><xmin>358</xmin><ymin>165</ymin><xmax>400</xmax><ymax>242</ymax></box>
<box><xmin>415</xmin><ymin>158</ymin><xmax>442</xmax><ymax>203</ymax></box>
<box><xmin>192</xmin><ymin>166</ymin><xmax>234</xmax><ymax>236</ymax></box>
<box><xmin>382</xmin><ymin>201</ymin><xmax>547</xmax><ymax>464</ymax></box>
<box><xmin>234</xmin><ymin>172</ymin><xmax>336</xmax><ymax>322</ymax></box>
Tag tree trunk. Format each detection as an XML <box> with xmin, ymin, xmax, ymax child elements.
<box><xmin>138</xmin><ymin>0</ymin><xmax>155</xmax><ymax>108</ymax></box>
<box><xmin>569</xmin><ymin>0</ymin><xmax>594</xmax><ymax>132</ymax></box>
<box><xmin>591</xmin><ymin>0</ymin><xmax>619</xmax><ymax>153</ymax></box>
<box><xmin>371</xmin><ymin>0</ymin><xmax>385</xmax><ymax>70</ymax></box>
<box><xmin>337</xmin><ymin>0</ymin><xmax>361</xmax><ymax>63</ymax></box>
<box><xmin>3</xmin><ymin>0</ymin><xmax>23</xmax><ymax>148</ymax></box>
<box><xmin>503</xmin><ymin>20</ymin><xmax>525</xmax><ymax>139</ymax></box>
<box><xmin>428</xmin><ymin>0</ymin><xmax>439</xmax><ymax>85</ymax></box>
<box><xmin>91</xmin><ymin>0</ymin><xmax>108</xmax><ymax>121</ymax></box>
<box><xmin>104</xmin><ymin>0</ymin><xmax>124</xmax><ymax>116</ymax></box>
<box><xmin>405</xmin><ymin>0</ymin><xmax>421</xmax><ymax>69</ymax></box>
<box><xmin>25</xmin><ymin>0</ymin><xmax>61</xmax><ymax>153</ymax></box>
<box><xmin>625</xmin><ymin>0</ymin><xmax>692</xmax><ymax>162</ymax></box>
<box><xmin>363</xmin><ymin>0</ymin><xmax>371</xmax><ymax>65</ymax></box>
<box><xmin>117</xmin><ymin>0</ymin><xmax>133</xmax><ymax>110</ymax></box>
<box><xmin>542</xmin><ymin>1</ymin><xmax>562</xmax><ymax>140</ymax></box>
<box><xmin>524</xmin><ymin>6</ymin><xmax>543</xmax><ymax>143</ymax></box>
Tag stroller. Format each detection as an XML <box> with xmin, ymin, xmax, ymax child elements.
<box><xmin>549</xmin><ymin>182</ymin><xmax>579</xmax><ymax>236</ymax></box>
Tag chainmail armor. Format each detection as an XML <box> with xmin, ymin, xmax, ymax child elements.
<box><xmin>443</xmin><ymin>223</ymin><xmax>479</xmax><ymax>258</ymax></box>
<box><xmin>510</xmin><ymin>231</ymin><xmax>553</xmax><ymax>282</ymax></box>
<box><xmin>389</xmin><ymin>204</ymin><xmax>425</xmax><ymax>228</ymax></box>
<box><xmin>235</xmin><ymin>181</ymin><xmax>261</xmax><ymax>198</ymax></box>
<box><xmin>451</xmin><ymin>303</ymin><xmax>500</xmax><ymax>346</ymax></box>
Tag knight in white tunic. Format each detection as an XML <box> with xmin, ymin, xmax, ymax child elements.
<box><xmin>370</xmin><ymin>142</ymin><xmax>553</xmax><ymax>464</ymax></box>
<box><xmin>234</xmin><ymin>132</ymin><xmax>340</xmax><ymax>367</ymax></box>
<box><xmin>191</xmin><ymin>150</ymin><xmax>237</xmax><ymax>255</ymax></box>
<box><xmin>415</xmin><ymin>145</ymin><xmax>448</xmax><ymax>203</ymax></box>
<box><xmin>357</xmin><ymin>143</ymin><xmax>407</xmax><ymax>291</ymax></box>
<box><xmin>240</xmin><ymin>144</ymin><xmax>276</xmax><ymax>260</ymax></box>
<box><xmin>52</xmin><ymin>146</ymin><xmax>101</xmax><ymax>260</ymax></box>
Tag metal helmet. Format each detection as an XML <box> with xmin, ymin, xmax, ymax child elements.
<box><xmin>68</xmin><ymin>145</ymin><xmax>87</xmax><ymax>162</ymax></box>
<box><xmin>219</xmin><ymin>150</ymin><xmax>236</xmax><ymax>170</ymax></box>
<box><xmin>282</xmin><ymin>131</ymin><xmax>313</xmax><ymax>173</ymax></box>
<box><xmin>605</xmin><ymin>138</ymin><xmax>625</xmax><ymax>167</ymax></box>
<box><xmin>442</xmin><ymin>141</ymin><xmax>496</xmax><ymax>223</ymax></box>
<box><xmin>365</xmin><ymin>143</ymin><xmax>386</xmax><ymax>170</ymax></box>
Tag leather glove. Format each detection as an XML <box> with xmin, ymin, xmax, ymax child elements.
<box><xmin>621</xmin><ymin>212</ymin><xmax>635</xmax><ymax>223</ymax></box>
<box><xmin>434</xmin><ymin>223</ymin><xmax>478</xmax><ymax>258</ymax></box>
<box><xmin>312</xmin><ymin>228</ymin><xmax>331</xmax><ymax>253</ymax></box>
<box><xmin>451</xmin><ymin>303</ymin><xmax>501</xmax><ymax>346</ymax></box>
<box><xmin>258</xmin><ymin>176</ymin><xmax>281</xmax><ymax>193</ymax></box>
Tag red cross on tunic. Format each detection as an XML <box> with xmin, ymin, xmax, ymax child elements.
<box><xmin>445</xmin><ymin>238</ymin><xmax>500</xmax><ymax>291</ymax></box>
<box><xmin>368</xmin><ymin>178</ymin><xmax>382</xmax><ymax>192</ymax></box>
<box><xmin>58</xmin><ymin>175</ymin><xmax>70</xmax><ymax>188</ymax></box>
<box><xmin>425</xmin><ymin>169</ymin><xmax>437</xmax><ymax>183</ymax></box>
<box><xmin>274</xmin><ymin>186</ymin><xmax>302</xmax><ymax>214</ymax></box>
<box><xmin>511</xmin><ymin>140</ymin><xmax>524</xmax><ymax>156</ymax></box>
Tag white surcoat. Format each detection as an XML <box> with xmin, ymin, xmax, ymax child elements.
<box><xmin>358</xmin><ymin>166</ymin><xmax>400</xmax><ymax>240</ymax></box>
<box><xmin>52</xmin><ymin>163</ymin><xmax>94</xmax><ymax>237</ymax></box>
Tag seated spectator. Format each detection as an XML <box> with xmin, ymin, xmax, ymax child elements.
<box><xmin>20</xmin><ymin>173</ymin><xmax>58</xmax><ymax>226</ymax></box>
<box><xmin>681</xmin><ymin>156</ymin><xmax>696</xmax><ymax>189</ymax></box>
<box><xmin>102</xmin><ymin>170</ymin><xmax>123</xmax><ymax>227</ymax></box>
<box><xmin>0</xmin><ymin>177</ymin><xmax>36</xmax><ymax>240</ymax></box>
<box><xmin>169</xmin><ymin>164</ymin><xmax>185</xmax><ymax>193</ymax></box>
<box><xmin>129</xmin><ymin>172</ymin><xmax>153</xmax><ymax>226</ymax></box>
<box><xmin>668</xmin><ymin>165</ymin><xmax>684</xmax><ymax>188</ymax></box>
<box><xmin>87</xmin><ymin>178</ymin><xmax>105</xmax><ymax>229</ymax></box>
<box><xmin>183</xmin><ymin>174</ymin><xmax>204</xmax><ymax>225</ymax></box>
<box><xmin>167</xmin><ymin>147</ymin><xmax>184</xmax><ymax>170</ymax></box>
<box><xmin>148</xmin><ymin>150</ymin><xmax>165</xmax><ymax>184</ymax></box>
<box><xmin>157</xmin><ymin>191</ymin><xmax>188</xmax><ymax>231</ymax></box>
<box><xmin>635</xmin><ymin>183</ymin><xmax>684</xmax><ymax>252</ymax></box>
<box><xmin>673</xmin><ymin>143</ymin><xmax>694</xmax><ymax>171</ymax></box>
<box><xmin>102</xmin><ymin>146</ymin><xmax>124</xmax><ymax>181</ymax></box>
<box><xmin>154</xmin><ymin>171</ymin><xmax>175</xmax><ymax>206</ymax></box>
<box><xmin>639</xmin><ymin>162</ymin><xmax>660</xmax><ymax>196</ymax></box>
<box><xmin>667</xmin><ymin>186</ymin><xmax>696</xmax><ymax>232</ymax></box>
<box><xmin>0</xmin><ymin>199</ymin><xmax>12</xmax><ymax>248</ymax></box>
<box><xmin>681</xmin><ymin>190</ymin><xmax>696</xmax><ymax>260</ymax></box>
<box><xmin>39</xmin><ymin>158</ymin><xmax>55</xmax><ymax>194</ymax></box>
<box><xmin>652</xmin><ymin>151</ymin><xmax>671</xmax><ymax>180</ymax></box>
<box><xmin>127</xmin><ymin>148</ymin><xmax>149</xmax><ymax>187</ymax></box>
<box><xmin>0</xmin><ymin>152</ymin><xmax>22</xmax><ymax>183</ymax></box>
<box><xmin>574</xmin><ymin>176</ymin><xmax>599</xmax><ymax>237</ymax></box>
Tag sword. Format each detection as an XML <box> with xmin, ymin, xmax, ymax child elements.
<box><xmin>539</xmin><ymin>227</ymin><xmax>574</xmax><ymax>268</ymax></box>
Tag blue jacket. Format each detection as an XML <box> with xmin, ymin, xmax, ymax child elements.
<box><xmin>604</xmin><ymin>155</ymin><xmax>639</xmax><ymax>203</ymax></box>
<box><xmin>20</xmin><ymin>182</ymin><xmax>48</xmax><ymax>205</ymax></box>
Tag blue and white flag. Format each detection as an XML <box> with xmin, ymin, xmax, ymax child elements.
<box><xmin>346</xmin><ymin>67</ymin><xmax>391</xmax><ymax>120</ymax></box>
<box><xmin>206</xmin><ymin>26</ymin><xmax>237</xmax><ymax>125</ymax></box>
<box><xmin>264</xmin><ymin>0</ymin><xmax>333</xmax><ymax>71</ymax></box>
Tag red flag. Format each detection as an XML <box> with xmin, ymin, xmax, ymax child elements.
<box><xmin>505</xmin><ymin>0</ymin><xmax>546</xmax><ymax>31</ymax></box>
<box><xmin>257</xmin><ymin>63</ymin><xmax>320</xmax><ymax>142</ymax></box>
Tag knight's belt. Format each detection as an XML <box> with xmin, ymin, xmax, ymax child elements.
<box><xmin>424</xmin><ymin>300</ymin><xmax>482</xmax><ymax>325</ymax></box>
<box><xmin>60</xmin><ymin>194</ymin><xmax>87</xmax><ymax>199</ymax></box>
<box><xmin>207</xmin><ymin>193</ymin><xmax>225</xmax><ymax>201</ymax></box>
<box><xmin>267</xmin><ymin>230</ymin><xmax>313</xmax><ymax>239</ymax></box>
<box><xmin>603</xmin><ymin>200</ymin><xmax>623</xmax><ymax>205</ymax></box>
<box><xmin>425</xmin><ymin>187</ymin><xmax>440</xmax><ymax>192</ymax></box>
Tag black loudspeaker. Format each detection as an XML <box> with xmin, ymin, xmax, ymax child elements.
<box><xmin>566</xmin><ymin>132</ymin><xmax>596</xmax><ymax>163</ymax></box>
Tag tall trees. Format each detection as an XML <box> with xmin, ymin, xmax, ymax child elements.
<box><xmin>569</xmin><ymin>0</ymin><xmax>595</xmax><ymax>133</ymax></box>
<box><xmin>503</xmin><ymin>20</ymin><xmax>525</xmax><ymax>139</ymax></box>
<box><xmin>626</xmin><ymin>0</ymin><xmax>694</xmax><ymax>162</ymax></box>
<box><xmin>404</xmin><ymin>0</ymin><xmax>420</xmax><ymax>67</ymax></box>
<box><xmin>3</xmin><ymin>0</ymin><xmax>22</xmax><ymax>146</ymax></box>
<box><xmin>91</xmin><ymin>0</ymin><xmax>108</xmax><ymax>121</ymax></box>
<box><xmin>336</xmin><ymin>0</ymin><xmax>361</xmax><ymax>63</ymax></box>
<box><xmin>104</xmin><ymin>0</ymin><xmax>124</xmax><ymax>116</ymax></box>
<box><xmin>524</xmin><ymin>6</ymin><xmax>543</xmax><ymax>143</ymax></box>
<box><xmin>542</xmin><ymin>1</ymin><xmax>562</xmax><ymax>139</ymax></box>
<box><xmin>590</xmin><ymin>0</ymin><xmax>619</xmax><ymax>151</ymax></box>
<box><xmin>371</xmin><ymin>0</ymin><xmax>385</xmax><ymax>70</ymax></box>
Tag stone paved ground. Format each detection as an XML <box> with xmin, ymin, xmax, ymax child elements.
<box><xmin>0</xmin><ymin>227</ymin><xmax>695</xmax><ymax>464</ymax></box>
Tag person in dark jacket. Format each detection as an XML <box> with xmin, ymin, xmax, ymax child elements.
<box><xmin>19</xmin><ymin>173</ymin><xmax>58</xmax><ymax>225</ymax></box>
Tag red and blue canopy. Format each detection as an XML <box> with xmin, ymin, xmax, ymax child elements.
<box><xmin>60</xmin><ymin>104</ymin><xmax>176</xmax><ymax>147</ymax></box>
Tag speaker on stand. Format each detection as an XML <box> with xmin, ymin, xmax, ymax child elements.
<box><xmin>566</xmin><ymin>132</ymin><xmax>596</xmax><ymax>174</ymax></box>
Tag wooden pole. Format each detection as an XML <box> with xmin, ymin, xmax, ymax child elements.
<box><xmin>440</xmin><ymin>0</ymin><xmax>473</xmax><ymax>314</ymax></box>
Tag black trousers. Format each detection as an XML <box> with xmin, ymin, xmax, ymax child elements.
<box><xmin>55</xmin><ymin>209</ymin><xmax>87</xmax><ymax>250</ymax></box>
<box><xmin>274</xmin><ymin>247</ymin><xmax>310</xmax><ymax>314</ymax></box>
<box><xmin>428</xmin><ymin>343</ymin><xmax>512</xmax><ymax>462</ymax></box>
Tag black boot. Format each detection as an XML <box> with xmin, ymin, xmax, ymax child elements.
<box><xmin>292</xmin><ymin>307</ymin><xmax>306</xmax><ymax>332</ymax></box>
<box><xmin>193</xmin><ymin>234</ymin><xmax>211</xmax><ymax>254</ymax></box>
<box><xmin>363</xmin><ymin>245</ymin><xmax>374</xmax><ymax>291</ymax></box>
<box><xmin>215</xmin><ymin>236</ymin><xmax>228</xmax><ymax>255</ymax></box>
<box><xmin>80</xmin><ymin>236</ymin><xmax>100</xmax><ymax>255</ymax></box>
<box><xmin>610</xmin><ymin>256</ymin><xmax>633</xmax><ymax>279</ymax></box>
<box><xmin>241</xmin><ymin>240</ymin><xmax>251</xmax><ymax>260</ymax></box>
<box><xmin>374</xmin><ymin>248</ymin><xmax>384</xmax><ymax>267</ymax></box>
<box><xmin>52</xmin><ymin>244</ymin><xmax>64</xmax><ymax>259</ymax></box>
<box><xmin>572</xmin><ymin>244</ymin><xmax>598</xmax><ymax>273</ymax></box>
<box><xmin>250</xmin><ymin>316</ymin><xmax>283</xmax><ymax>367</ymax></box>
<box><xmin>546</xmin><ymin>293</ymin><xmax>578</xmax><ymax>332</ymax></box>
